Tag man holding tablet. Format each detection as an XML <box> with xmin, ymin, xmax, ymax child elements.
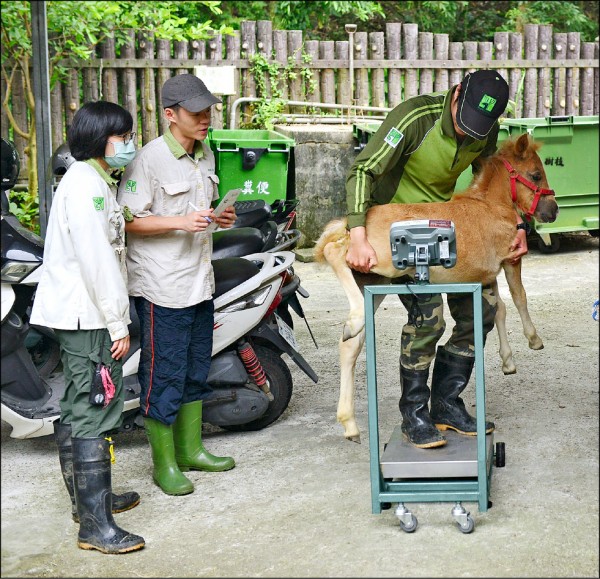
<box><xmin>118</xmin><ymin>74</ymin><xmax>237</xmax><ymax>496</ymax></box>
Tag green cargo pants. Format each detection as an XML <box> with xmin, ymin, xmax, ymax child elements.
<box><xmin>54</xmin><ymin>328</ymin><xmax>124</xmax><ymax>438</ymax></box>
<box><xmin>399</xmin><ymin>285</ymin><xmax>497</xmax><ymax>370</ymax></box>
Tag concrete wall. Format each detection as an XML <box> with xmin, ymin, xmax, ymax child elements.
<box><xmin>274</xmin><ymin>125</ymin><xmax>360</xmax><ymax>248</ymax></box>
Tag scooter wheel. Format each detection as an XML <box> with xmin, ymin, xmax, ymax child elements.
<box><xmin>220</xmin><ymin>345</ymin><xmax>293</xmax><ymax>432</ymax></box>
<box><xmin>27</xmin><ymin>330</ymin><xmax>61</xmax><ymax>378</ymax></box>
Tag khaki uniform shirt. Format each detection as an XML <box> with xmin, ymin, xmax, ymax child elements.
<box><xmin>117</xmin><ymin>128</ymin><xmax>220</xmax><ymax>308</ymax></box>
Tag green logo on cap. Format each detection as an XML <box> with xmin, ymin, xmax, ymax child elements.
<box><xmin>478</xmin><ymin>94</ymin><xmax>497</xmax><ymax>112</ymax></box>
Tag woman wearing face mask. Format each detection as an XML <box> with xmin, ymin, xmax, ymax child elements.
<box><xmin>30</xmin><ymin>101</ymin><xmax>145</xmax><ymax>554</ymax></box>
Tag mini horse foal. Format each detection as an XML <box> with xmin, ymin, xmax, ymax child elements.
<box><xmin>314</xmin><ymin>134</ymin><xmax>558</xmax><ymax>442</ymax></box>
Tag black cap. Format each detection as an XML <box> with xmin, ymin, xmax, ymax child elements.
<box><xmin>161</xmin><ymin>74</ymin><xmax>221</xmax><ymax>112</ymax></box>
<box><xmin>456</xmin><ymin>70</ymin><xmax>509</xmax><ymax>139</ymax></box>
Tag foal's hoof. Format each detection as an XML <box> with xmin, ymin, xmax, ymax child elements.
<box><xmin>345</xmin><ymin>434</ymin><xmax>361</xmax><ymax>444</ymax></box>
<box><xmin>528</xmin><ymin>338</ymin><xmax>544</xmax><ymax>350</ymax></box>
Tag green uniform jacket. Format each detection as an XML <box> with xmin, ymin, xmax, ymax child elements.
<box><xmin>346</xmin><ymin>86</ymin><xmax>500</xmax><ymax>229</ymax></box>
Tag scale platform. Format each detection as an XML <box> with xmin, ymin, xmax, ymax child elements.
<box><xmin>380</xmin><ymin>424</ymin><xmax>494</xmax><ymax>479</ymax></box>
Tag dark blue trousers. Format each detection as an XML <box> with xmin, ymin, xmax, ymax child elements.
<box><xmin>134</xmin><ymin>297</ymin><xmax>214</xmax><ymax>425</ymax></box>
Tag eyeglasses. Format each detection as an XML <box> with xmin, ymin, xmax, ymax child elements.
<box><xmin>121</xmin><ymin>131</ymin><xmax>136</xmax><ymax>145</ymax></box>
<box><xmin>109</xmin><ymin>132</ymin><xmax>136</xmax><ymax>145</ymax></box>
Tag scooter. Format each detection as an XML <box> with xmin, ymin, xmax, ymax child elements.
<box><xmin>1</xmin><ymin>138</ymin><xmax>318</xmax><ymax>439</ymax></box>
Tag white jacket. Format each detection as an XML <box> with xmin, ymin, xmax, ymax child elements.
<box><xmin>30</xmin><ymin>161</ymin><xmax>131</xmax><ymax>341</ymax></box>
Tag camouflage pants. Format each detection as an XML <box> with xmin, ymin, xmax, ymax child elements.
<box><xmin>399</xmin><ymin>285</ymin><xmax>497</xmax><ymax>370</ymax></box>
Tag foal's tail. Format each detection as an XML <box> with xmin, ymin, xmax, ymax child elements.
<box><xmin>313</xmin><ymin>218</ymin><xmax>349</xmax><ymax>264</ymax></box>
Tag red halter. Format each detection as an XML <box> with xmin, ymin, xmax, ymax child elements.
<box><xmin>501</xmin><ymin>158</ymin><xmax>555</xmax><ymax>221</ymax></box>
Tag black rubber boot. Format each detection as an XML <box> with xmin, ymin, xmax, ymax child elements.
<box><xmin>399</xmin><ymin>366</ymin><xmax>447</xmax><ymax>449</ymax></box>
<box><xmin>72</xmin><ymin>437</ymin><xmax>145</xmax><ymax>554</ymax></box>
<box><xmin>54</xmin><ymin>422</ymin><xmax>140</xmax><ymax>522</ymax></box>
<box><xmin>430</xmin><ymin>346</ymin><xmax>495</xmax><ymax>435</ymax></box>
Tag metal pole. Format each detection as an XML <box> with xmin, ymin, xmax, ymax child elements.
<box><xmin>345</xmin><ymin>24</ymin><xmax>357</xmax><ymax>106</ymax></box>
<box><xmin>31</xmin><ymin>1</ymin><xmax>53</xmax><ymax>237</ymax></box>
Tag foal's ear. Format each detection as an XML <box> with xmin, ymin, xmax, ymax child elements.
<box><xmin>514</xmin><ymin>133</ymin><xmax>530</xmax><ymax>158</ymax></box>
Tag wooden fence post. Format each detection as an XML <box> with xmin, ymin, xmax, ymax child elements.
<box><xmin>257</xmin><ymin>20</ymin><xmax>273</xmax><ymax>101</ymax></box>
<box><xmin>335</xmin><ymin>40</ymin><xmax>350</xmax><ymax>107</ymax></box>
<box><xmin>566</xmin><ymin>32</ymin><xmax>581</xmax><ymax>115</ymax></box>
<box><xmin>320</xmin><ymin>41</ymin><xmax>336</xmax><ymax>104</ymax></box>
<box><xmin>419</xmin><ymin>32</ymin><xmax>433</xmax><ymax>94</ymax></box>
<box><xmin>355</xmin><ymin>31</ymin><xmax>369</xmax><ymax>107</ymax></box>
<box><xmin>100</xmin><ymin>37</ymin><xmax>118</xmax><ymax>104</ymax></box>
<box><xmin>305</xmin><ymin>40</ymin><xmax>321</xmax><ymax>103</ymax></box>
<box><xmin>553</xmin><ymin>33</ymin><xmax>567</xmax><ymax>115</ymax></box>
<box><xmin>369</xmin><ymin>32</ymin><xmax>385</xmax><ymax>108</ymax></box>
<box><xmin>386</xmin><ymin>23</ymin><xmax>402</xmax><ymax>108</ymax></box>
<box><xmin>580</xmin><ymin>42</ymin><xmax>595</xmax><ymax>115</ymax></box>
<box><xmin>494</xmin><ymin>32</ymin><xmax>509</xmax><ymax>84</ymax></box>
<box><xmin>138</xmin><ymin>30</ymin><xmax>157</xmax><ymax>145</ymax></box>
<box><xmin>273</xmin><ymin>30</ymin><xmax>288</xmax><ymax>102</ymax></box>
<box><xmin>523</xmin><ymin>24</ymin><xmax>538</xmax><ymax>118</ymax></box>
<box><xmin>537</xmin><ymin>25</ymin><xmax>552</xmax><ymax>117</ymax></box>
<box><xmin>401</xmin><ymin>24</ymin><xmax>417</xmax><ymax>101</ymax></box>
<box><xmin>50</xmin><ymin>82</ymin><xmax>63</xmax><ymax>149</ymax></box>
<box><xmin>434</xmin><ymin>33</ymin><xmax>449</xmax><ymax>92</ymax></box>
<box><xmin>288</xmin><ymin>30</ymin><xmax>303</xmax><ymax>104</ymax></box>
<box><xmin>225</xmin><ymin>32</ymin><xmax>241</xmax><ymax>128</ymax></box>
<box><xmin>509</xmin><ymin>32</ymin><xmax>523</xmax><ymax>117</ymax></box>
<box><xmin>449</xmin><ymin>42</ymin><xmax>463</xmax><ymax>87</ymax></box>
<box><xmin>155</xmin><ymin>39</ymin><xmax>172</xmax><ymax>136</ymax></box>
<box><xmin>241</xmin><ymin>20</ymin><xmax>257</xmax><ymax>103</ymax></box>
<box><xmin>121</xmin><ymin>29</ymin><xmax>139</xmax><ymax>137</ymax></box>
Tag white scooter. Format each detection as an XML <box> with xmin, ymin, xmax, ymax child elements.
<box><xmin>0</xmin><ymin>138</ymin><xmax>318</xmax><ymax>439</ymax></box>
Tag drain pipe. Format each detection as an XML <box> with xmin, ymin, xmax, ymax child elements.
<box><xmin>229</xmin><ymin>97</ymin><xmax>391</xmax><ymax>129</ymax></box>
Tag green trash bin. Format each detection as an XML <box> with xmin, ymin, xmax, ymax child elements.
<box><xmin>208</xmin><ymin>128</ymin><xmax>295</xmax><ymax>206</ymax></box>
<box><xmin>457</xmin><ymin>116</ymin><xmax>599</xmax><ymax>246</ymax></box>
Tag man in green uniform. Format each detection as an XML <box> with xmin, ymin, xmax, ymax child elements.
<box><xmin>346</xmin><ymin>70</ymin><xmax>528</xmax><ymax>449</ymax></box>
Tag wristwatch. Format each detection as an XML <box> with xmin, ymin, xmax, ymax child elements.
<box><xmin>516</xmin><ymin>221</ymin><xmax>531</xmax><ymax>235</ymax></box>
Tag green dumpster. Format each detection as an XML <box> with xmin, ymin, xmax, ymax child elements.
<box><xmin>208</xmin><ymin>129</ymin><xmax>295</xmax><ymax>205</ymax></box>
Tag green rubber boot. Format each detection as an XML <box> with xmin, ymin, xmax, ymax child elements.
<box><xmin>173</xmin><ymin>401</ymin><xmax>236</xmax><ymax>472</ymax></box>
<box><xmin>143</xmin><ymin>417</ymin><xmax>194</xmax><ymax>496</ymax></box>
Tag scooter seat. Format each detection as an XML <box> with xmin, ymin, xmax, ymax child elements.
<box><xmin>232</xmin><ymin>200</ymin><xmax>272</xmax><ymax>228</ymax></box>
<box><xmin>212</xmin><ymin>258</ymin><xmax>261</xmax><ymax>299</ymax></box>
<box><xmin>212</xmin><ymin>227</ymin><xmax>267</xmax><ymax>259</ymax></box>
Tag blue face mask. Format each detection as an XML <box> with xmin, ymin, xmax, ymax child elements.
<box><xmin>104</xmin><ymin>140</ymin><xmax>136</xmax><ymax>169</ymax></box>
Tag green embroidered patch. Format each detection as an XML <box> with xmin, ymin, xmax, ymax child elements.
<box><xmin>384</xmin><ymin>127</ymin><xmax>404</xmax><ymax>148</ymax></box>
<box><xmin>478</xmin><ymin>94</ymin><xmax>497</xmax><ymax>112</ymax></box>
<box><xmin>125</xmin><ymin>179</ymin><xmax>137</xmax><ymax>193</ymax></box>
<box><xmin>122</xmin><ymin>206</ymin><xmax>134</xmax><ymax>222</ymax></box>
<box><xmin>92</xmin><ymin>197</ymin><xmax>104</xmax><ymax>211</ymax></box>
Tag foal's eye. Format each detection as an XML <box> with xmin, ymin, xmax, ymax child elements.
<box><xmin>530</xmin><ymin>172</ymin><xmax>542</xmax><ymax>182</ymax></box>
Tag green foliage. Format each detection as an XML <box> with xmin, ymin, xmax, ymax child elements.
<box><xmin>8</xmin><ymin>189</ymin><xmax>40</xmax><ymax>234</ymax></box>
<box><xmin>501</xmin><ymin>1</ymin><xmax>598</xmax><ymax>40</ymax></box>
<box><xmin>242</xmin><ymin>50</ymin><xmax>317</xmax><ymax>130</ymax></box>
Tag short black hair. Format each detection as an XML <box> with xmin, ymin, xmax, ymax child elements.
<box><xmin>68</xmin><ymin>101</ymin><xmax>133</xmax><ymax>161</ymax></box>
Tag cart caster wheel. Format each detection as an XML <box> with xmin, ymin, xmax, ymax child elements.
<box><xmin>457</xmin><ymin>515</ymin><xmax>475</xmax><ymax>534</ymax></box>
<box><xmin>495</xmin><ymin>441</ymin><xmax>506</xmax><ymax>468</ymax></box>
<box><xmin>400</xmin><ymin>515</ymin><xmax>418</xmax><ymax>533</ymax></box>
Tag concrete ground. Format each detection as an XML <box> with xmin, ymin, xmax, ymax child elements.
<box><xmin>1</xmin><ymin>232</ymin><xmax>598</xmax><ymax>578</ymax></box>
